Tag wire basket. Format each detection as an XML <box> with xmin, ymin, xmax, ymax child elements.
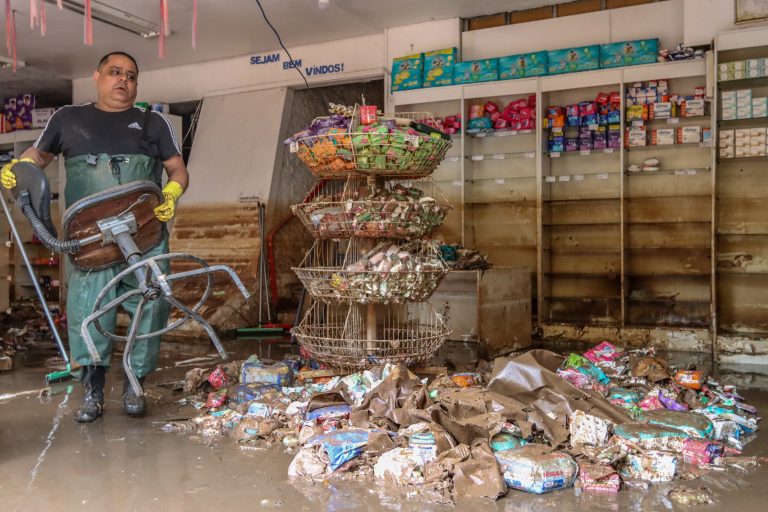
<box><xmin>291</xmin><ymin>301</ymin><xmax>450</xmax><ymax>370</ymax></box>
<box><xmin>290</xmin><ymin>110</ymin><xmax>453</xmax><ymax>179</ymax></box>
<box><xmin>293</xmin><ymin>239</ymin><xmax>448</xmax><ymax>304</ymax></box>
<box><xmin>292</xmin><ymin>177</ymin><xmax>451</xmax><ymax>239</ymax></box>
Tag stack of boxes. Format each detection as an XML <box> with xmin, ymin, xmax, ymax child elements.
<box><xmin>719</xmin><ymin>58</ymin><xmax>768</xmax><ymax>81</ymax></box>
<box><xmin>720</xmin><ymin>128</ymin><xmax>767</xmax><ymax>159</ymax></box>
<box><xmin>625</xmin><ymin>80</ymin><xmax>708</xmax><ymax>147</ymax></box>
<box><xmin>547</xmin><ymin>92</ymin><xmax>621</xmax><ymax>153</ymax></box>
<box><xmin>423</xmin><ymin>48</ymin><xmax>457</xmax><ymax>88</ymax></box>
<box><xmin>721</xmin><ymin>89</ymin><xmax>768</xmax><ymax>120</ymax></box>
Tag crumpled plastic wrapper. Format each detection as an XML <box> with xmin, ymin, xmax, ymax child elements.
<box><xmin>577</xmin><ymin>462</ymin><xmax>620</xmax><ymax>494</ymax></box>
<box><xmin>232</xmin><ymin>418</ymin><xmax>280</xmax><ymax>442</ymax></box>
<box><xmin>452</xmin><ymin>440</ymin><xmax>507</xmax><ymax>500</ymax></box>
<box><xmin>495</xmin><ymin>444</ymin><xmax>578</xmax><ymax>494</ymax></box>
<box><xmin>373</xmin><ymin>447</ymin><xmax>426</xmax><ymax>486</ymax></box>
<box><xmin>569</xmin><ymin>410</ymin><xmax>614</xmax><ymax>448</ymax></box>
<box><xmin>668</xmin><ymin>487</ymin><xmax>715</xmax><ymax>506</ymax></box>
<box><xmin>288</xmin><ymin>445</ymin><xmax>329</xmax><ymax>480</ymax></box>
<box><xmin>619</xmin><ymin>451</ymin><xmax>677</xmax><ymax>482</ymax></box>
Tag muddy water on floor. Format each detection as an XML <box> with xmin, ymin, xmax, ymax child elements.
<box><xmin>0</xmin><ymin>339</ymin><xmax>766</xmax><ymax>511</ymax></box>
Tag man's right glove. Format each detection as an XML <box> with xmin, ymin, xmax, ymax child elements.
<box><xmin>1</xmin><ymin>157</ymin><xmax>36</xmax><ymax>189</ymax></box>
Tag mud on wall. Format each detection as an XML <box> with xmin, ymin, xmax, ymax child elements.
<box><xmin>266</xmin><ymin>79</ymin><xmax>385</xmax><ymax>312</ymax></box>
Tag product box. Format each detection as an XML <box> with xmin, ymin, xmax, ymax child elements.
<box><xmin>600</xmin><ymin>39</ymin><xmax>659</xmax><ymax>69</ymax></box>
<box><xmin>722</xmin><ymin>106</ymin><xmax>737</xmax><ymax>120</ymax></box>
<box><xmin>735</xmin><ymin>146</ymin><xmax>750</xmax><ymax>158</ymax></box>
<box><xmin>565</xmin><ymin>137</ymin><xmax>579</xmax><ymax>152</ymax></box>
<box><xmin>549</xmin><ymin>134</ymin><xmax>565</xmax><ymax>153</ymax></box>
<box><xmin>736</xmin><ymin>89</ymin><xmax>752</xmax><ymax>101</ymax></box>
<box><xmin>15</xmin><ymin>93</ymin><xmax>35</xmax><ymax>129</ymax></box>
<box><xmin>720</xmin><ymin>147</ymin><xmax>735</xmax><ymax>158</ymax></box>
<box><xmin>737</xmin><ymin>105</ymin><xmax>753</xmax><ymax>119</ymax></box>
<box><xmin>627</xmin><ymin>127</ymin><xmax>647</xmax><ymax>146</ymax></box>
<box><xmin>523</xmin><ymin>51</ymin><xmax>548</xmax><ymax>77</ymax></box>
<box><xmin>453</xmin><ymin>59</ymin><xmax>499</xmax><ymax>84</ymax></box>
<box><xmin>31</xmin><ymin>107</ymin><xmax>55</xmax><ymax>129</ymax></box>
<box><xmin>703</xmin><ymin>127</ymin><xmax>712</xmax><ymax>145</ymax></box>
<box><xmin>678</xmin><ymin>126</ymin><xmax>702</xmax><ymax>144</ymax></box>
<box><xmin>626</xmin><ymin>104</ymin><xmax>648</xmax><ymax>121</ymax></box>
<box><xmin>499</xmin><ymin>54</ymin><xmax>525</xmax><ymax>80</ymax></box>
<box><xmin>746</xmin><ymin>58</ymin><xmax>761</xmax><ymax>69</ymax></box>
<box><xmin>593</xmin><ymin>126</ymin><xmax>607</xmax><ymax>149</ymax></box>
<box><xmin>423</xmin><ymin>48</ymin><xmax>456</xmax><ymax>88</ymax></box>
<box><xmin>608</xmin><ymin>124</ymin><xmax>621</xmax><ymax>148</ymax></box>
<box><xmin>747</xmin><ymin>68</ymin><xmax>764</xmax><ymax>79</ymax></box>
<box><xmin>719</xmin><ymin>129</ymin><xmax>734</xmax><ymax>145</ymax></box>
<box><xmin>651</xmin><ymin>128</ymin><xmax>676</xmax><ymax>145</ymax></box>
<box><xmin>722</xmin><ymin>90</ymin><xmax>737</xmax><ymax>102</ymax></box>
<box><xmin>682</xmin><ymin>99</ymin><xmax>705</xmax><ymax>117</ymax></box>
<box><xmin>548</xmin><ymin>45</ymin><xmax>600</xmax><ymax>75</ymax></box>
<box><xmin>752</xmin><ymin>97</ymin><xmax>768</xmax><ymax>117</ymax></box>
<box><xmin>750</xmin><ymin>145</ymin><xmax>767</xmax><ymax>157</ymax></box>
<box><xmin>721</xmin><ymin>98</ymin><xmax>737</xmax><ymax>110</ymax></box>
<box><xmin>650</xmin><ymin>102</ymin><xmax>675</xmax><ymax>119</ymax></box>
<box><xmin>391</xmin><ymin>53</ymin><xmax>424</xmax><ymax>91</ymax></box>
<box><xmin>3</xmin><ymin>97</ymin><xmax>18</xmax><ymax>132</ymax></box>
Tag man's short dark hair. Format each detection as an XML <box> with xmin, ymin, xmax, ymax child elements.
<box><xmin>97</xmin><ymin>51</ymin><xmax>139</xmax><ymax>74</ymax></box>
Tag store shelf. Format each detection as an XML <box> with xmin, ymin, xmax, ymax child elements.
<box><xmin>629</xmin><ymin>298</ymin><xmax>711</xmax><ymax>304</ymax></box>
<box><xmin>717</xmin><ymin>269</ymin><xmax>768</xmax><ymax>275</ymax></box>
<box><xmin>544</xmin><ymin>248</ymin><xmax>622</xmax><ymax>254</ymax></box>
<box><xmin>717</xmin><ymin>156</ymin><xmax>768</xmax><ymax>163</ymax></box>
<box><xmin>627</xmin><ymin>220</ymin><xmax>711</xmax><ymax>225</ymax></box>
<box><xmin>718</xmin><ymin>117</ymin><xmax>768</xmax><ymax>127</ymax></box>
<box><xmin>466</xmin><ymin>176</ymin><xmax>535</xmax><ymax>183</ymax></box>
<box><xmin>392</xmin><ymin>85</ymin><xmax>461</xmax><ymax>104</ymax></box>
<box><xmin>717</xmin><ymin>231</ymin><xmax>768</xmax><ymax>236</ymax></box>
<box><xmin>467</xmin><ymin>129</ymin><xmax>534</xmax><ymax>138</ymax></box>
<box><xmin>626</xmin><ymin>167</ymin><xmax>711</xmax><ymax>176</ymax></box>
<box><xmin>544</xmin><ymin>295</ymin><xmax>621</xmax><ymax>300</ymax></box>
<box><xmin>622</xmin><ymin>59</ymin><xmax>706</xmax><ymax>82</ymax></box>
<box><xmin>544</xmin><ymin>222</ymin><xmax>620</xmax><ymax>227</ymax></box>
<box><xmin>626</xmin><ymin>142</ymin><xmax>712</xmax><ymax>151</ymax></box>
<box><xmin>466</xmin><ymin>152</ymin><xmax>537</xmax><ymax>161</ymax></box>
<box><xmin>545</xmin><ymin>272</ymin><xmax>619</xmax><ymax>277</ymax></box>
<box><xmin>718</xmin><ymin>75</ymin><xmax>768</xmax><ymax>90</ymax></box>
<box><xmin>545</xmin><ymin>148</ymin><xmax>619</xmax><ymax>158</ymax></box>
<box><xmin>626</xmin><ymin>272</ymin><xmax>710</xmax><ymax>277</ymax></box>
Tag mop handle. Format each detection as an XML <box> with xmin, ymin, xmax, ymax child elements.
<box><xmin>0</xmin><ymin>189</ymin><xmax>69</xmax><ymax>365</ymax></box>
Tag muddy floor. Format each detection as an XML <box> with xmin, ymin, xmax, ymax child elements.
<box><xmin>1</xmin><ymin>338</ymin><xmax>767</xmax><ymax>511</ymax></box>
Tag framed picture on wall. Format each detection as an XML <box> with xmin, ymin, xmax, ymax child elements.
<box><xmin>736</xmin><ymin>0</ymin><xmax>768</xmax><ymax>24</ymax></box>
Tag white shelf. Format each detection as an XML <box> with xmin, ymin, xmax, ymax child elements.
<box><xmin>717</xmin><ymin>26</ymin><xmax>768</xmax><ymax>52</ymax></box>
<box><xmin>622</xmin><ymin>59</ymin><xmax>706</xmax><ymax>82</ymax></box>
<box><xmin>392</xmin><ymin>85</ymin><xmax>461</xmax><ymax>105</ymax></box>
<box><xmin>463</xmin><ymin>78</ymin><xmax>537</xmax><ymax>99</ymax></box>
<box><xmin>540</xmin><ymin>68</ymin><xmax>622</xmax><ymax>92</ymax></box>
<box><xmin>0</xmin><ymin>129</ymin><xmax>43</xmax><ymax>146</ymax></box>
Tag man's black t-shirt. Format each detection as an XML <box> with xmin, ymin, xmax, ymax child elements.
<box><xmin>34</xmin><ymin>103</ymin><xmax>181</xmax><ymax>161</ymax></box>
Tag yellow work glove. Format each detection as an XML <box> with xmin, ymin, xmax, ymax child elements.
<box><xmin>1</xmin><ymin>157</ymin><xmax>36</xmax><ymax>189</ymax></box>
<box><xmin>154</xmin><ymin>181</ymin><xmax>184</xmax><ymax>222</ymax></box>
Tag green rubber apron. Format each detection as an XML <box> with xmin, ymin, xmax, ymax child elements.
<box><xmin>65</xmin><ymin>153</ymin><xmax>170</xmax><ymax>378</ymax></box>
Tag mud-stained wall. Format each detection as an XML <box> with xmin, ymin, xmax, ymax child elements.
<box><xmin>267</xmin><ymin>80</ymin><xmax>385</xmax><ymax>312</ymax></box>
<box><xmin>167</xmin><ymin>203</ymin><xmax>261</xmax><ymax>335</ymax></box>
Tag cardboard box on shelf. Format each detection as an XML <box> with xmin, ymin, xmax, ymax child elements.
<box><xmin>677</xmin><ymin>126</ymin><xmax>701</xmax><ymax>144</ymax></box>
<box><xmin>391</xmin><ymin>53</ymin><xmax>424</xmax><ymax>91</ymax></box>
<box><xmin>423</xmin><ymin>48</ymin><xmax>457</xmax><ymax>88</ymax></box>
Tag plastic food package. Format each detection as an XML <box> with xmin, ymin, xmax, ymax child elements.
<box><xmin>451</xmin><ymin>372</ymin><xmax>481</xmax><ymax>388</ymax></box>
<box><xmin>569</xmin><ymin>410</ymin><xmax>614</xmax><ymax>447</ymax></box>
<box><xmin>620</xmin><ymin>451</ymin><xmax>677</xmax><ymax>482</ymax></box>
<box><xmin>408</xmin><ymin>432</ymin><xmax>438</xmax><ymax>463</ymax></box>
<box><xmin>494</xmin><ymin>445</ymin><xmax>578</xmax><ymax>494</ymax></box>
<box><xmin>675</xmin><ymin>370</ymin><xmax>705</xmax><ymax>390</ymax></box>
<box><xmin>583</xmin><ymin>341</ymin><xmax>621</xmax><ymax>364</ymax></box>
<box><xmin>288</xmin><ymin>446</ymin><xmax>329</xmax><ymax>479</ymax></box>
<box><xmin>612</xmin><ymin>423</ymin><xmax>689</xmax><ymax>451</ymax></box>
<box><xmin>373</xmin><ymin>447</ymin><xmax>425</xmax><ymax>485</ymax></box>
<box><xmin>682</xmin><ymin>438</ymin><xmax>724</xmax><ymax>466</ymax></box>
<box><xmin>577</xmin><ymin>462</ymin><xmax>620</xmax><ymax>494</ymax></box>
<box><xmin>561</xmin><ymin>353</ymin><xmax>611</xmax><ymax>385</ymax></box>
<box><xmin>490</xmin><ymin>433</ymin><xmax>527</xmax><ymax>452</ymax></box>
<box><xmin>240</xmin><ymin>355</ymin><xmax>294</xmax><ymax>387</ymax></box>
<box><xmin>644</xmin><ymin>410</ymin><xmax>714</xmax><ymax>439</ymax></box>
<box><xmin>305</xmin><ymin>429</ymin><xmax>370</xmax><ymax>471</ymax></box>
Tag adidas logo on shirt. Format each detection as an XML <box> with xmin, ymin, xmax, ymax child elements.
<box><xmin>127</xmin><ymin>122</ymin><xmax>142</xmax><ymax>130</ymax></box>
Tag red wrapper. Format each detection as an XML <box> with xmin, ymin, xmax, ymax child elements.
<box><xmin>507</xmin><ymin>98</ymin><xmax>528</xmax><ymax>110</ymax></box>
<box><xmin>675</xmin><ymin>370</ymin><xmax>704</xmax><ymax>390</ymax></box>
<box><xmin>682</xmin><ymin>438</ymin><xmax>724</xmax><ymax>466</ymax></box>
<box><xmin>578</xmin><ymin>462</ymin><xmax>620</xmax><ymax>494</ymax></box>
<box><xmin>595</xmin><ymin>92</ymin><xmax>609</xmax><ymax>104</ymax></box>
<box><xmin>360</xmin><ymin>105</ymin><xmax>378</xmax><ymax>125</ymax></box>
<box><xmin>484</xmin><ymin>101</ymin><xmax>499</xmax><ymax>114</ymax></box>
<box><xmin>205</xmin><ymin>391</ymin><xmax>227</xmax><ymax>408</ymax></box>
<box><xmin>207</xmin><ymin>367</ymin><xmax>231</xmax><ymax>390</ymax></box>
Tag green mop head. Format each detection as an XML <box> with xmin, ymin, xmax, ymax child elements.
<box><xmin>46</xmin><ymin>364</ymin><xmax>73</xmax><ymax>384</ymax></box>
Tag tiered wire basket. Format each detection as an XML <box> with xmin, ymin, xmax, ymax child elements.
<box><xmin>291</xmin><ymin>109</ymin><xmax>453</xmax><ymax>179</ymax></box>
<box><xmin>292</xmin><ymin>302</ymin><xmax>450</xmax><ymax>370</ymax></box>
<box><xmin>292</xmin><ymin>239</ymin><xmax>448</xmax><ymax>304</ymax></box>
<box><xmin>290</xmin><ymin>106</ymin><xmax>453</xmax><ymax>369</ymax></box>
<box><xmin>291</xmin><ymin>176</ymin><xmax>451</xmax><ymax>239</ymax></box>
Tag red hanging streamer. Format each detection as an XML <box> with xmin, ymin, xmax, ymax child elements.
<box><xmin>11</xmin><ymin>8</ymin><xmax>17</xmax><ymax>71</ymax></box>
<box><xmin>5</xmin><ymin>0</ymin><xmax>11</xmax><ymax>56</ymax></box>
<box><xmin>192</xmin><ymin>0</ymin><xmax>197</xmax><ymax>50</ymax></box>
<box><xmin>40</xmin><ymin>0</ymin><xmax>45</xmax><ymax>36</ymax></box>
<box><xmin>30</xmin><ymin>0</ymin><xmax>38</xmax><ymax>29</ymax></box>
<box><xmin>84</xmin><ymin>0</ymin><xmax>92</xmax><ymax>46</ymax></box>
<box><xmin>158</xmin><ymin>0</ymin><xmax>168</xmax><ymax>59</ymax></box>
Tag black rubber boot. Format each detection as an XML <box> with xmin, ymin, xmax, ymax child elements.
<box><xmin>75</xmin><ymin>365</ymin><xmax>106</xmax><ymax>423</ymax></box>
<box><xmin>123</xmin><ymin>374</ymin><xmax>147</xmax><ymax>418</ymax></box>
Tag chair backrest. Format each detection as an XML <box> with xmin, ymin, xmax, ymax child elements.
<box><xmin>63</xmin><ymin>181</ymin><xmax>165</xmax><ymax>271</ymax></box>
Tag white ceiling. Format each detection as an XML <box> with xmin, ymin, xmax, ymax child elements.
<box><xmin>4</xmin><ymin>0</ymin><xmax>564</xmax><ymax>78</ymax></box>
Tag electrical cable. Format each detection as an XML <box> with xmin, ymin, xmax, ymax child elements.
<box><xmin>254</xmin><ymin>0</ymin><xmax>310</xmax><ymax>89</ymax></box>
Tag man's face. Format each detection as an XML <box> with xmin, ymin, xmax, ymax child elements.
<box><xmin>93</xmin><ymin>54</ymin><xmax>138</xmax><ymax>111</ymax></box>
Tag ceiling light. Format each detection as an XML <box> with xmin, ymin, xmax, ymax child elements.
<box><xmin>318</xmin><ymin>0</ymin><xmax>331</xmax><ymax>10</ymax></box>
<box><xmin>44</xmin><ymin>0</ymin><xmax>162</xmax><ymax>38</ymax></box>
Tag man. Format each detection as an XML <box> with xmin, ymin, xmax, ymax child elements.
<box><xmin>1</xmin><ymin>51</ymin><xmax>187</xmax><ymax>422</ymax></box>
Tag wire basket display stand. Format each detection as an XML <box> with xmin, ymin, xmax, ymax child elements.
<box><xmin>289</xmin><ymin>105</ymin><xmax>453</xmax><ymax>369</ymax></box>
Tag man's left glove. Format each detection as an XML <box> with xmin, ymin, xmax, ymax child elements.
<box><xmin>154</xmin><ymin>181</ymin><xmax>184</xmax><ymax>222</ymax></box>
<box><xmin>1</xmin><ymin>157</ymin><xmax>36</xmax><ymax>189</ymax></box>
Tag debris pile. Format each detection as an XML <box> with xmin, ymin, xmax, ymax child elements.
<box><xmin>0</xmin><ymin>301</ymin><xmax>64</xmax><ymax>372</ymax></box>
<box><xmin>163</xmin><ymin>344</ymin><xmax>761</xmax><ymax>503</ymax></box>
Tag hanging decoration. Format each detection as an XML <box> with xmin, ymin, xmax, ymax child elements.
<box><xmin>40</xmin><ymin>0</ymin><xmax>46</xmax><ymax>35</ymax></box>
<box><xmin>5</xmin><ymin>0</ymin><xmax>11</xmax><ymax>56</ymax></box>
<box><xmin>84</xmin><ymin>0</ymin><xmax>92</xmax><ymax>45</ymax></box>
<box><xmin>57</xmin><ymin>0</ymin><xmax>62</xmax><ymax>9</ymax></box>
<box><xmin>30</xmin><ymin>0</ymin><xmax>38</xmax><ymax>29</ymax></box>
<box><xmin>159</xmin><ymin>0</ymin><xmax>169</xmax><ymax>59</ymax></box>
<box><xmin>192</xmin><ymin>0</ymin><xmax>197</xmax><ymax>50</ymax></box>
